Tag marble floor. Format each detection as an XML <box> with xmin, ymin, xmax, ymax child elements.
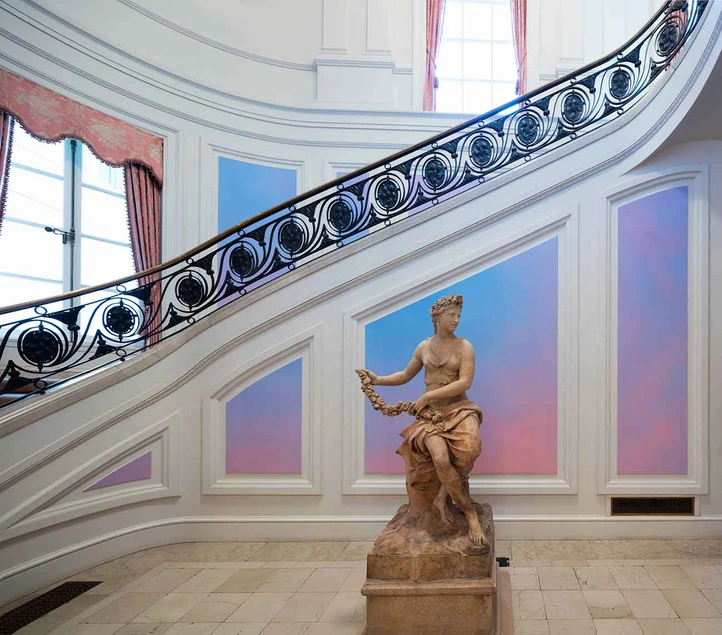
<box><xmin>0</xmin><ymin>539</ymin><xmax>720</xmax><ymax>634</ymax></box>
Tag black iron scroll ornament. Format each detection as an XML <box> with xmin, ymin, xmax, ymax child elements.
<box><xmin>0</xmin><ymin>1</ymin><xmax>709</xmax><ymax>408</ymax></box>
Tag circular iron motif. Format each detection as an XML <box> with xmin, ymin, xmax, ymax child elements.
<box><xmin>177</xmin><ymin>276</ymin><xmax>204</xmax><ymax>306</ymax></box>
<box><xmin>230</xmin><ymin>245</ymin><xmax>254</xmax><ymax>278</ymax></box>
<box><xmin>328</xmin><ymin>200</ymin><xmax>353</xmax><ymax>232</ymax></box>
<box><xmin>423</xmin><ymin>158</ymin><xmax>446</xmax><ymax>189</ymax></box>
<box><xmin>658</xmin><ymin>23</ymin><xmax>680</xmax><ymax>55</ymax></box>
<box><xmin>516</xmin><ymin>116</ymin><xmax>540</xmax><ymax>145</ymax></box>
<box><xmin>610</xmin><ymin>70</ymin><xmax>631</xmax><ymax>99</ymax></box>
<box><xmin>562</xmin><ymin>93</ymin><xmax>585</xmax><ymax>124</ymax></box>
<box><xmin>20</xmin><ymin>328</ymin><xmax>60</xmax><ymax>366</ymax></box>
<box><xmin>279</xmin><ymin>221</ymin><xmax>304</xmax><ymax>253</ymax></box>
<box><xmin>105</xmin><ymin>305</ymin><xmax>136</xmax><ymax>336</ymax></box>
<box><xmin>470</xmin><ymin>137</ymin><xmax>493</xmax><ymax>167</ymax></box>
<box><xmin>377</xmin><ymin>178</ymin><xmax>401</xmax><ymax>210</ymax></box>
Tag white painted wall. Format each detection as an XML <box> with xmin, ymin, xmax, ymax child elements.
<box><xmin>0</xmin><ymin>0</ymin><xmax>720</xmax><ymax>609</ymax></box>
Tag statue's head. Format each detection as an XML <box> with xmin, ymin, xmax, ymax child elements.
<box><xmin>430</xmin><ymin>293</ymin><xmax>463</xmax><ymax>334</ymax></box>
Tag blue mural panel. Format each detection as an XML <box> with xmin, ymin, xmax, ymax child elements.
<box><xmin>218</xmin><ymin>157</ymin><xmax>297</xmax><ymax>233</ymax></box>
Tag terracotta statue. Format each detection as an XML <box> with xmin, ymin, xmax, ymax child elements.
<box><xmin>357</xmin><ymin>293</ymin><xmax>485</xmax><ymax>546</ymax></box>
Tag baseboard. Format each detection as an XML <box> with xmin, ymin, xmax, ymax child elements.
<box><xmin>1</xmin><ymin>514</ymin><xmax>721</xmax><ymax>606</ymax></box>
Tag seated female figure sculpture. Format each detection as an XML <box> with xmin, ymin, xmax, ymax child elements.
<box><xmin>358</xmin><ymin>294</ymin><xmax>485</xmax><ymax>546</ymax></box>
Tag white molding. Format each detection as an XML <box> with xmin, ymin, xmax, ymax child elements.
<box><xmin>598</xmin><ymin>167</ymin><xmax>710</xmax><ymax>495</ymax></box>
<box><xmin>201</xmin><ymin>140</ymin><xmax>306</xmax><ymax>241</ymax></box>
<box><xmin>342</xmin><ymin>208</ymin><xmax>579</xmax><ymax>495</ymax></box>
<box><xmin>323</xmin><ymin>160</ymin><xmax>366</xmax><ymax>183</ymax></box>
<box><xmin>321</xmin><ymin>0</ymin><xmax>348</xmax><ymax>54</ymax></box>
<box><xmin>0</xmin><ymin>411</ymin><xmax>181</xmax><ymax>539</ymax></box>
<box><xmin>201</xmin><ymin>324</ymin><xmax>324</xmax><ymax>495</ymax></box>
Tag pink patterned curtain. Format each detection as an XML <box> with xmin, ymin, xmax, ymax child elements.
<box><xmin>0</xmin><ymin>69</ymin><xmax>163</xmax><ymax>184</ymax></box>
<box><xmin>125</xmin><ymin>164</ymin><xmax>162</xmax><ymax>347</ymax></box>
<box><xmin>511</xmin><ymin>0</ymin><xmax>528</xmax><ymax>95</ymax></box>
<box><xmin>0</xmin><ymin>112</ymin><xmax>14</xmax><ymax>237</ymax></box>
<box><xmin>424</xmin><ymin>0</ymin><xmax>447</xmax><ymax>111</ymax></box>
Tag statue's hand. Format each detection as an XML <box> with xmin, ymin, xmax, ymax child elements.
<box><xmin>362</xmin><ymin>369</ymin><xmax>379</xmax><ymax>385</ymax></box>
<box><xmin>411</xmin><ymin>393</ymin><xmax>430</xmax><ymax>415</ymax></box>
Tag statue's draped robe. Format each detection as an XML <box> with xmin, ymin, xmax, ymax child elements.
<box><xmin>398</xmin><ymin>338</ymin><xmax>483</xmax><ymax>493</ymax></box>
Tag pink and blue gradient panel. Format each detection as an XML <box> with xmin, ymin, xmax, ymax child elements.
<box><xmin>86</xmin><ymin>451</ymin><xmax>152</xmax><ymax>491</ymax></box>
<box><xmin>218</xmin><ymin>157</ymin><xmax>297</xmax><ymax>232</ymax></box>
<box><xmin>617</xmin><ymin>187</ymin><xmax>688</xmax><ymax>475</ymax></box>
<box><xmin>364</xmin><ymin>238</ymin><xmax>558</xmax><ymax>475</ymax></box>
<box><xmin>226</xmin><ymin>358</ymin><xmax>303</xmax><ymax>474</ymax></box>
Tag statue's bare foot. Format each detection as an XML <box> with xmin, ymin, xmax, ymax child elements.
<box><xmin>434</xmin><ymin>495</ymin><xmax>453</xmax><ymax>525</ymax></box>
<box><xmin>465</xmin><ymin>510</ymin><xmax>486</xmax><ymax>546</ymax></box>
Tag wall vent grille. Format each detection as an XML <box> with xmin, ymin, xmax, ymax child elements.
<box><xmin>611</xmin><ymin>497</ymin><xmax>695</xmax><ymax>516</ymax></box>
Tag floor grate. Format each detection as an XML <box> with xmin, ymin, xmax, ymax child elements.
<box><xmin>0</xmin><ymin>581</ymin><xmax>101</xmax><ymax>634</ymax></box>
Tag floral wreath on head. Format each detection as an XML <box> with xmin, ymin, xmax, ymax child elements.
<box><xmin>430</xmin><ymin>293</ymin><xmax>463</xmax><ymax>321</ymax></box>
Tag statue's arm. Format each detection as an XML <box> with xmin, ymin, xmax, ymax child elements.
<box><xmin>365</xmin><ymin>343</ymin><xmax>424</xmax><ymax>386</ymax></box>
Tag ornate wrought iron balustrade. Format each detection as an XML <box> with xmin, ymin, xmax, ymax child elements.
<box><xmin>0</xmin><ymin>0</ymin><xmax>708</xmax><ymax>408</ymax></box>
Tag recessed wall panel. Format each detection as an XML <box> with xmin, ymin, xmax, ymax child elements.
<box><xmin>85</xmin><ymin>451</ymin><xmax>152</xmax><ymax>491</ymax></box>
<box><xmin>226</xmin><ymin>358</ymin><xmax>303</xmax><ymax>474</ymax></box>
<box><xmin>218</xmin><ymin>157</ymin><xmax>297</xmax><ymax>233</ymax></box>
<box><xmin>617</xmin><ymin>187</ymin><xmax>688</xmax><ymax>475</ymax></box>
<box><xmin>364</xmin><ymin>238</ymin><xmax>558</xmax><ymax>475</ymax></box>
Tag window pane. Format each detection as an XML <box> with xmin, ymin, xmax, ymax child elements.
<box><xmin>464</xmin><ymin>3</ymin><xmax>492</xmax><ymax>40</ymax></box>
<box><xmin>442</xmin><ymin>1</ymin><xmax>463</xmax><ymax>39</ymax></box>
<box><xmin>464</xmin><ymin>41</ymin><xmax>492</xmax><ymax>80</ymax></box>
<box><xmin>11</xmin><ymin>126</ymin><xmax>64</xmax><ymax>176</ymax></box>
<box><xmin>82</xmin><ymin>145</ymin><xmax>124</xmax><ymax>194</ymax></box>
<box><xmin>0</xmin><ymin>221</ymin><xmax>63</xmax><ymax>280</ymax></box>
<box><xmin>493</xmin><ymin>82</ymin><xmax>518</xmax><ymax>107</ymax></box>
<box><xmin>463</xmin><ymin>82</ymin><xmax>492</xmax><ymax>113</ymax></box>
<box><xmin>80</xmin><ymin>237</ymin><xmax>134</xmax><ymax>287</ymax></box>
<box><xmin>436</xmin><ymin>80</ymin><xmax>463</xmax><ymax>113</ymax></box>
<box><xmin>0</xmin><ymin>275</ymin><xmax>63</xmax><ymax>312</ymax></box>
<box><xmin>437</xmin><ymin>40</ymin><xmax>462</xmax><ymax>78</ymax></box>
<box><xmin>492</xmin><ymin>3</ymin><xmax>513</xmax><ymax>41</ymax></box>
<box><xmin>81</xmin><ymin>188</ymin><xmax>130</xmax><ymax>243</ymax></box>
<box><xmin>493</xmin><ymin>43</ymin><xmax>518</xmax><ymax>81</ymax></box>
<box><xmin>5</xmin><ymin>168</ymin><xmax>64</xmax><ymax>227</ymax></box>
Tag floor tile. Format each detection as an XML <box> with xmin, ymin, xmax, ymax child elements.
<box><xmin>67</xmin><ymin>625</ymin><xmax>125</xmax><ymax>634</ymax></box>
<box><xmin>248</xmin><ymin>543</ymin><xmax>348</xmax><ymax>563</ymax></box>
<box><xmin>681</xmin><ymin>617</ymin><xmax>722</xmax><ymax>632</ymax></box>
<box><xmin>512</xmin><ymin>542</ymin><xmax>596</xmax><ymax>561</ymax></box>
<box><xmin>513</xmin><ymin>620</ymin><xmax>550</xmax><ymax>633</ymax></box>
<box><xmin>133</xmin><ymin>593</ymin><xmax>208</xmax><ymax>623</ymax></box>
<box><xmin>113</xmin><ymin>625</ymin><xmax>174</xmax><ymax>634</ymax></box>
<box><xmin>177</xmin><ymin>593</ymin><xmax>251</xmax><ymax>622</ymax></box>
<box><xmin>225</xmin><ymin>593</ymin><xmax>293</xmax><ymax>623</ymax></box>
<box><xmin>669</xmin><ymin>542</ymin><xmax>722</xmax><ymax>559</ymax></box>
<box><xmin>297</xmin><ymin>570</ymin><xmax>352</xmax><ymax>593</ymax></box>
<box><xmin>511</xmin><ymin>573</ymin><xmax>541</xmax><ymax>591</ymax></box>
<box><xmin>583</xmin><ymin>589</ymin><xmax>633</xmax><ymax>619</ymax></box>
<box><xmin>542</xmin><ymin>590</ymin><xmax>591</xmax><ymax>620</ymax></box>
<box><xmin>173</xmin><ymin>569</ymin><xmax>237</xmax><ymax>593</ymax></box>
<box><xmin>645</xmin><ymin>567</ymin><xmax>696</xmax><ymax>590</ymax></box>
<box><xmin>338</xmin><ymin>569</ymin><xmax>366</xmax><ymax>593</ymax></box>
<box><xmin>212</xmin><ymin>625</ymin><xmax>266</xmax><ymax>635</ymax></box>
<box><xmin>539</xmin><ymin>568</ymin><xmax>580</xmax><ymax>591</ymax></box>
<box><xmin>576</xmin><ymin>567</ymin><xmax>619</xmax><ymax>590</ymax></box>
<box><xmin>136</xmin><ymin>570</ymin><xmax>199</xmax><ymax>593</ymax></box>
<box><xmin>271</xmin><ymin>593</ymin><xmax>335</xmax><ymax>623</ymax></box>
<box><xmin>258</xmin><ymin>625</ymin><xmax>313</xmax><ymax>635</ymax></box>
<box><xmin>622</xmin><ymin>590</ymin><xmax>678</xmax><ymax>619</ymax></box>
<box><xmin>611</xmin><ymin>568</ymin><xmax>658</xmax><ymax>590</ymax></box>
<box><xmin>163</xmin><ymin>625</ymin><xmax>219</xmax><ymax>635</ymax></box>
<box><xmin>547</xmin><ymin>620</ymin><xmax>596</xmax><ymax>635</ymax></box>
<box><xmin>637</xmin><ymin>618</ymin><xmax>692</xmax><ymax>634</ymax></box>
<box><xmin>84</xmin><ymin>593</ymin><xmax>167</xmax><ymax>623</ymax></box>
<box><xmin>594</xmin><ymin>619</ymin><xmax>643</xmax><ymax>634</ymax></box>
<box><xmin>512</xmin><ymin>590</ymin><xmax>546</xmax><ymax>620</ymax></box>
<box><xmin>317</xmin><ymin>592</ymin><xmax>365</xmax><ymax>623</ymax></box>
<box><xmin>336</xmin><ymin>543</ymin><xmax>373</xmax><ymax>561</ymax></box>
<box><xmin>678</xmin><ymin>566</ymin><xmax>722</xmax><ymax>590</ymax></box>
<box><xmin>306</xmin><ymin>624</ymin><xmax>361</xmax><ymax>635</ymax></box>
<box><xmin>662</xmin><ymin>589</ymin><xmax>721</xmax><ymax>618</ymax></box>
<box><xmin>258</xmin><ymin>569</ymin><xmax>315</xmax><ymax>593</ymax></box>
<box><xmin>214</xmin><ymin>570</ymin><xmax>276</xmax><ymax>593</ymax></box>
<box><xmin>700</xmin><ymin>589</ymin><xmax>722</xmax><ymax>613</ymax></box>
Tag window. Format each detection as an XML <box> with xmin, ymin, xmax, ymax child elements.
<box><xmin>436</xmin><ymin>0</ymin><xmax>517</xmax><ymax>114</ymax></box>
<box><xmin>0</xmin><ymin>125</ymin><xmax>134</xmax><ymax>308</ymax></box>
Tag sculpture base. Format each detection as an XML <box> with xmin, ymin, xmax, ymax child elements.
<box><xmin>362</xmin><ymin>502</ymin><xmax>496</xmax><ymax>635</ymax></box>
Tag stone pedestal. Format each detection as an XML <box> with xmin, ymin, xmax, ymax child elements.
<box><xmin>362</xmin><ymin>502</ymin><xmax>496</xmax><ymax>635</ymax></box>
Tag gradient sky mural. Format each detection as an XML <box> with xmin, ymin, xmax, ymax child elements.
<box><xmin>86</xmin><ymin>451</ymin><xmax>152</xmax><ymax>491</ymax></box>
<box><xmin>218</xmin><ymin>157</ymin><xmax>297</xmax><ymax>233</ymax></box>
<box><xmin>226</xmin><ymin>358</ymin><xmax>303</xmax><ymax>474</ymax></box>
<box><xmin>364</xmin><ymin>238</ymin><xmax>558</xmax><ymax>475</ymax></box>
<box><xmin>617</xmin><ymin>186</ymin><xmax>688</xmax><ymax>475</ymax></box>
